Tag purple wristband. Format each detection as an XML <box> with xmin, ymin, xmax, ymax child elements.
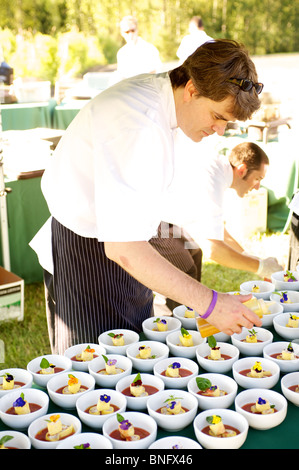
<box><xmin>201</xmin><ymin>290</ymin><xmax>218</xmax><ymax>319</ymax></box>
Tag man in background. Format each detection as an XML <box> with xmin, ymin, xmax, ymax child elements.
<box><xmin>150</xmin><ymin>140</ymin><xmax>283</xmax><ymax>311</ymax></box>
<box><xmin>177</xmin><ymin>16</ymin><xmax>213</xmax><ymax>63</ymax></box>
<box><xmin>115</xmin><ymin>15</ymin><xmax>162</xmax><ymax>80</ymax></box>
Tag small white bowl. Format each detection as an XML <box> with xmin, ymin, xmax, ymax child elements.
<box><xmin>56</xmin><ymin>432</ymin><xmax>113</xmax><ymax>449</ymax></box>
<box><xmin>153</xmin><ymin>357</ymin><xmax>199</xmax><ymax>389</ymax></box>
<box><xmin>271</xmin><ymin>270</ymin><xmax>299</xmax><ymax>291</ymax></box>
<box><xmin>102</xmin><ymin>411</ymin><xmax>157</xmax><ymax>450</ymax></box>
<box><xmin>64</xmin><ymin>343</ymin><xmax>106</xmax><ymax>372</ymax></box>
<box><xmin>0</xmin><ymin>388</ymin><xmax>49</xmax><ymax>430</ymax></box>
<box><xmin>240</xmin><ymin>280</ymin><xmax>275</xmax><ymax>300</ymax></box>
<box><xmin>235</xmin><ymin>388</ymin><xmax>288</xmax><ymax>430</ymax></box>
<box><xmin>116</xmin><ymin>373</ymin><xmax>165</xmax><ymax>410</ymax></box>
<box><xmin>88</xmin><ymin>354</ymin><xmax>133</xmax><ymax>388</ymax></box>
<box><xmin>0</xmin><ymin>430</ymin><xmax>31</xmax><ymax>449</ymax></box>
<box><xmin>187</xmin><ymin>373</ymin><xmax>238</xmax><ymax>410</ymax></box>
<box><xmin>263</xmin><ymin>341</ymin><xmax>299</xmax><ymax>373</ymax></box>
<box><xmin>148</xmin><ymin>436</ymin><xmax>202</xmax><ymax>449</ymax></box>
<box><xmin>273</xmin><ymin>312</ymin><xmax>299</xmax><ymax>341</ymax></box>
<box><xmin>98</xmin><ymin>329</ymin><xmax>139</xmax><ymax>355</ymax></box>
<box><xmin>166</xmin><ymin>330</ymin><xmax>206</xmax><ymax>359</ymax></box>
<box><xmin>0</xmin><ymin>368</ymin><xmax>33</xmax><ymax>398</ymax></box>
<box><xmin>27</xmin><ymin>354</ymin><xmax>72</xmax><ymax>388</ymax></box>
<box><xmin>261</xmin><ymin>300</ymin><xmax>284</xmax><ymax>327</ymax></box>
<box><xmin>270</xmin><ymin>291</ymin><xmax>299</xmax><ymax>312</ymax></box>
<box><xmin>47</xmin><ymin>371</ymin><xmax>95</xmax><ymax>409</ymax></box>
<box><xmin>76</xmin><ymin>389</ymin><xmax>127</xmax><ymax>430</ymax></box>
<box><xmin>281</xmin><ymin>372</ymin><xmax>299</xmax><ymax>407</ymax></box>
<box><xmin>232</xmin><ymin>357</ymin><xmax>280</xmax><ymax>389</ymax></box>
<box><xmin>126</xmin><ymin>341</ymin><xmax>169</xmax><ymax>373</ymax></box>
<box><xmin>193</xmin><ymin>408</ymin><xmax>248</xmax><ymax>449</ymax></box>
<box><xmin>231</xmin><ymin>327</ymin><xmax>273</xmax><ymax>356</ymax></box>
<box><xmin>28</xmin><ymin>412</ymin><xmax>82</xmax><ymax>449</ymax></box>
<box><xmin>196</xmin><ymin>342</ymin><xmax>239</xmax><ymax>373</ymax></box>
<box><xmin>142</xmin><ymin>316</ymin><xmax>181</xmax><ymax>342</ymax></box>
<box><xmin>146</xmin><ymin>389</ymin><xmax>198</xmax><ymax>432</ymax></box>
<box><xmin>173</xmin><ymin>305</ymin><xmax>199</xmax><ymax>329</ymax></box>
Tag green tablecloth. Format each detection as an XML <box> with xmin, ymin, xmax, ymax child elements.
<box><xmin>1</xmin><ymin>101</ymin><xmax>56</xmax><ymax>131</ymax></box>
<box><xmin>2</xmin><ymin>176</ymin><xmax>50</xmax><ymax>283</ymax></box>
<box><xmin>0</xmin><ymin>328</ymin><xmax>298</xmax><ymax>449</ymax></box>
<box><xmin>52</xmin><ymin>100</ymin><xmax>90</xmax><ymax>130</ymax></box>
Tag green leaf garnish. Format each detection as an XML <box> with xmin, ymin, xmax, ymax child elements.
<box><xmin>181</xmin><ymin>327</ymin><xmax>189</xmax><ymax>336</ymax></box>
<box><xmin>102</xmin><ymin>355</ymin><xmax>108</xmax><ymax>363</ymax></box>
<box><xmin>196</xmin><ymin>377</ymin><xmax>212</xmax><ymax>391</ymax></box>
<box><xmin>206</xmin><ymin>415</ymin><xmax>221</xmax><ymax>424</ymax></box>
<box><xmin>208</xmin><ymin>335</ymin><xmax>217</xmax><ymax>349</ymax></box>
<box><xmin>132</xmin><ymin>373</ymin><xmax>141</xmax><ymax>383</ymax></box>
<box><xmin>0</xmin><ymin>435</ymin><xmax>14</xmax><ymax>446</ymax></box>
<box><xmin>164</xmin><ymin>394</ymin><xmax>183</xmax><ymax>403</ymax></box>
<box><xmin>40</xmin><ymin>357</ymin><xmax>50</xmax><ymax>369</ymax></box>
<box><xmin>117</xmin><ymin>413</ymin><xmax>124</xmax><ymax>423</ymax></box>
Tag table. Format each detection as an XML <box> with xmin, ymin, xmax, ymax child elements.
<box><xmin>3</xmin><ymin>176</ymin><xmax>50</xmax><ymax>283</ymax></box>
<box><xmin>52</xmin><ymin>99</ymin><xmax>90</xmax><ymax>130</ymax></box>
<box><xmin>1</xmin><ymin>100</ymin><xmax>56</xmax><ymax>131</ymax></box>
<box><xmin>0</xmin><ymin>328</ymin><xmax>297</xmax><ymax>450</ymax></box>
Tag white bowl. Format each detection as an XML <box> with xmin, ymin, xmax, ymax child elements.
<box><xmin>28</xmin><ymin>412</ymin><xmax>82</xmax><ymax>449</ymax></box>
<box><xmin>64</xmin><ymin>343</ymin><xmax>106</xmax><ymax>372</ymax></box>
<box><xmin>98</xmin><ymin>329</ymin><xmax>139</xmax><ymax>355</ymax></box>
<box><xmin>270</xmin><ymin>291</ymin><xmax>299</xmax><ymax>312</ymax></box>
<box><xmin>273</xmin><ymin>312</ymin><xmax>299</xmax><ymax>341</ymax></box>
<box><xmin>76</xmin><ymin>389</ymin><xmax>127</xmax><ymax>430</ymax></box>
<box><xmin>142</xmin><ymin>316</ymin><xmax>181</xmax><ymax>342</ymax></box>
<box><xmin>263</xmin><ymin>341</ymin><xmax>299</xmax><ymax>373</ymax></box>
<box><xmin>232</xmin><ymin>357</ymin><xmax>280</xmax><ymax>389</ymax></box>
<box><xmin>271</xmin><ymin>270</ymin><xmax>299</xmax><ymax>291</ymax></box>
<box><xmin>187</xmin><ymin>373</ymin><xmax>238</xmax><ymax>410</ymax></box>
<box><xmin>116</xmin><ymin>373</ymin><xmax>164</xmax><ymax>411</ymax></box>
<box><xmin>0</xmin><ymin>368</ymin><xmax>33</xmax><ymax>398</ymax></box>
<box><xmin>153</xmin><ymin>357</ymin><xmax>199</xmax><ymax>389</ymax></box>
<box><xmin>193</xmin><ymin>408</ymin><xmax>248</xmax><ymax>449</ymax></box>
<box><xmin>146</xmin><ymin>389</ymin><xmax>198</xmax><ymax>432</ymax></box>
<box><xmin>196</xmin><ymin>342</ymin><xmax>239</xmax><ymax>373</ymax></box>
<box><xmin>148</xmin><ymin>436</ymin><xmax>202</xmax><ymax>449</ymax></box>
<box><xmin>214</xmin><ymin>331</ymin><xmax>231</xmax><ymax>342</ymax></box>
<box><xmin>261</xmin><ymin>300</ymin><xmax>284</xmax><ymax>327</ymax></box>
<box><xmin>240</xmin><ymin>280</ymin><xmax>275</xmax><ymax>300</ymax></box>
<box><xmin>126</xmin><ymin>341</ymin><xmax>169</xmax><ymax>373</ymax></box>
<box><xmin>56</xmin><ymin>432</ymin><xmax>113</xmax><ymax>449</ymax></box>
<box><xmin>102</xmin><ymin>411</ymin><xmax>157</xmax><ymax>449</ymax></box>
<box><xmin>88</xmin><ymin>354</ymin><xmax>133</xmax><ymax>388</ymax></box>
<box><xmin>47</xmin><ymin>371</ymin><xmax>95</xmax><ymax>409</ymax></box>
<box><xmin>281</xmin><ymin>372</ymin><xmax>299</xmax><ymax>407</ymax></box>
<box><xmin>0</xmin><ymin>388</ymin><xmax>49</xmax><ymax>430</ymax></box>
<box><xmin>231</xmin><ymin>327</ymin><xmax>273</xmax><ymax>356</ymax></box>
<box><xmin>0</xmin><ymin>430</ymin><xmax>31</xmax><ymax>449</ymax></box>
<box><xmin>166</xmin><ymin>330</ymin><xmax>206</xmax><ymax>359</ymax></box>
<box><xmin>173</xmin><ymin>305</ymin><xmax>199</xmax><ymax>329</ymax></box>
<box><xmin>235</xmin><ymin>388</ymin><xmax>288</xmax><ymax>430</ymax></box>
<box><xmin>27</xmin><ymin>354</ymin><xmax>72</xmax><ymax>388</ymax></box>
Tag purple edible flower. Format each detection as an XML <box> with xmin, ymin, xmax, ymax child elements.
<box><xmin>171</xmin><ymin>362</ymin><xmax>181</xmax><ymax>369</ymax></box>
<box><xmin>107</xmin><ymin>359</ymin><xmax>117</xmax><ymax>366</ymax></box>
<box><xmin>119</xmin><ymin>419</ymin><xmax>132</xmax><ymax>430</ymax></box>
<box><xmin>167</xmin><ymin>400</ymin><xmax>177</xmax><ymax>410</ymax></box>
<box><xmin>100</xmin><ymin>394</ymin><xmax>110</xmax><ymax>403</ymax></box>
<box><xmin>159</xmin><ymin>319</ymin><xmax>167</xmax><ymax>324</ymax></box>
<box><xmin>257</xmin><ymin>397</ymin><xmax>266</xmax><ymax>405</ymax></box>
<box><xmin>13</xmin><ymin>396</ymin><xmax>26</xmax><ymax>408</ymax></box>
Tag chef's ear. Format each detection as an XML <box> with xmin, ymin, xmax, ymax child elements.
<box><xmin>183</xmin><ymin>79</ymin><xmax>198</xmax><ymax>101</ymax></box>
<box><xmin>236</xmin><ymin>163</ymin><xmax>248</xmax><ymax>178</ymax></box>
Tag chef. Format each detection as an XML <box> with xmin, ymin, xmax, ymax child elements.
<box><xmin>31</xmin><ymin>39</ymin><xmax>264</xmax><ymax>354</ymax></box>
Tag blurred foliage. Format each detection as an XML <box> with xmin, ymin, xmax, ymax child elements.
<box><xmin>0</xmin><ymin>0</ymin><xmax>298</xmax><ymax>84</ymax></box>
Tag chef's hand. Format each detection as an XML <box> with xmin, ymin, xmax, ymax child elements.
<box><xmin>206</xmin><ymin>292</ymin><xmax>262</xmax><ymax>336</ymax></box>
<box><xmin>257</xmin><ymin>257</ymin><xmax>284</xmax><ymax>279</ymax></box>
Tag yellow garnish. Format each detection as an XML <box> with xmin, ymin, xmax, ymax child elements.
<box><xmin>85</xmin><ymin>347</ymin><xmax>95</xmax><ymax>353</ymax></box>
<box><xmin>253</xmin><ymin>361</ymin><xmax>262</xmax><ymax>371</ymax></box>
<box><xmin>68</xmin><ymin>375</ymin><xmax>79</xmax><ymax>386</ymax></box>
<box><xmin>50</xmin><ymin>414</ymin><xmax>60</xmax><ymax>423</ymax></box>
<box><xmin>212</xmin><ymin>415</ymin><xmax>221</xmax><ymax>424</ymax></box>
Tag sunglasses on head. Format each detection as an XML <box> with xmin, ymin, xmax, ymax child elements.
<box><xmin>228</xmin><ymin>78</ymin><xmax>264</xmax><ymax>95</ymax></box>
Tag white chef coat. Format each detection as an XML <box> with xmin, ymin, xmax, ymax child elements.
<box><xmin>177</xmin><ymin>31</ymin><xmax>213</xmax><ymax>63</ymax></box>
<box><xmin>117</xmin><ymin>37</ymin><xmax>162</xmax><ymax>79</ymax></box>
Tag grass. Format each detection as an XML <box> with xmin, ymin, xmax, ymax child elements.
<box><xmin>0</xmin><ymin>261</ymin><xmax>261</xmax><ymax>370</ymax></box>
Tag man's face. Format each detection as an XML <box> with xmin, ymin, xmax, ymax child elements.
<box><xmin>175</xmin><ymin>80</ymin><xmax>236</xmax><ymax>142</ymax></box>
<box><xmin>121</xmin><ymin>21</ymin><xmax>138</xmax><ymax>44</ymax></box>
<box><xmin>234</xmin><ymin>163</ymin><xmax>268</xmax><ymax>197</ymax></box>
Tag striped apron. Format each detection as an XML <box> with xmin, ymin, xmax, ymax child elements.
<box><xmin>47</xmin><ymin>218</ymin><xmax>153</xmax><ymax>354</ymax></box>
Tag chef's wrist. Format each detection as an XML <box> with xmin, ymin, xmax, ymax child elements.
<box><xmin>200</xmin><ymin>290</ymin><xmax>218</xmax><ymax>319</ymax></box>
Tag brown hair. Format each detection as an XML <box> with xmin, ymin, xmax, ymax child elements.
<box><xmin>169</xmin><ymin>39</ymin><xmax>261</xmax><ymax>121</ymax></box>
<box><xmin>229</xmin><ymin>142</ymin><xmax>269</xmax><ymax>177</ymax></box>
